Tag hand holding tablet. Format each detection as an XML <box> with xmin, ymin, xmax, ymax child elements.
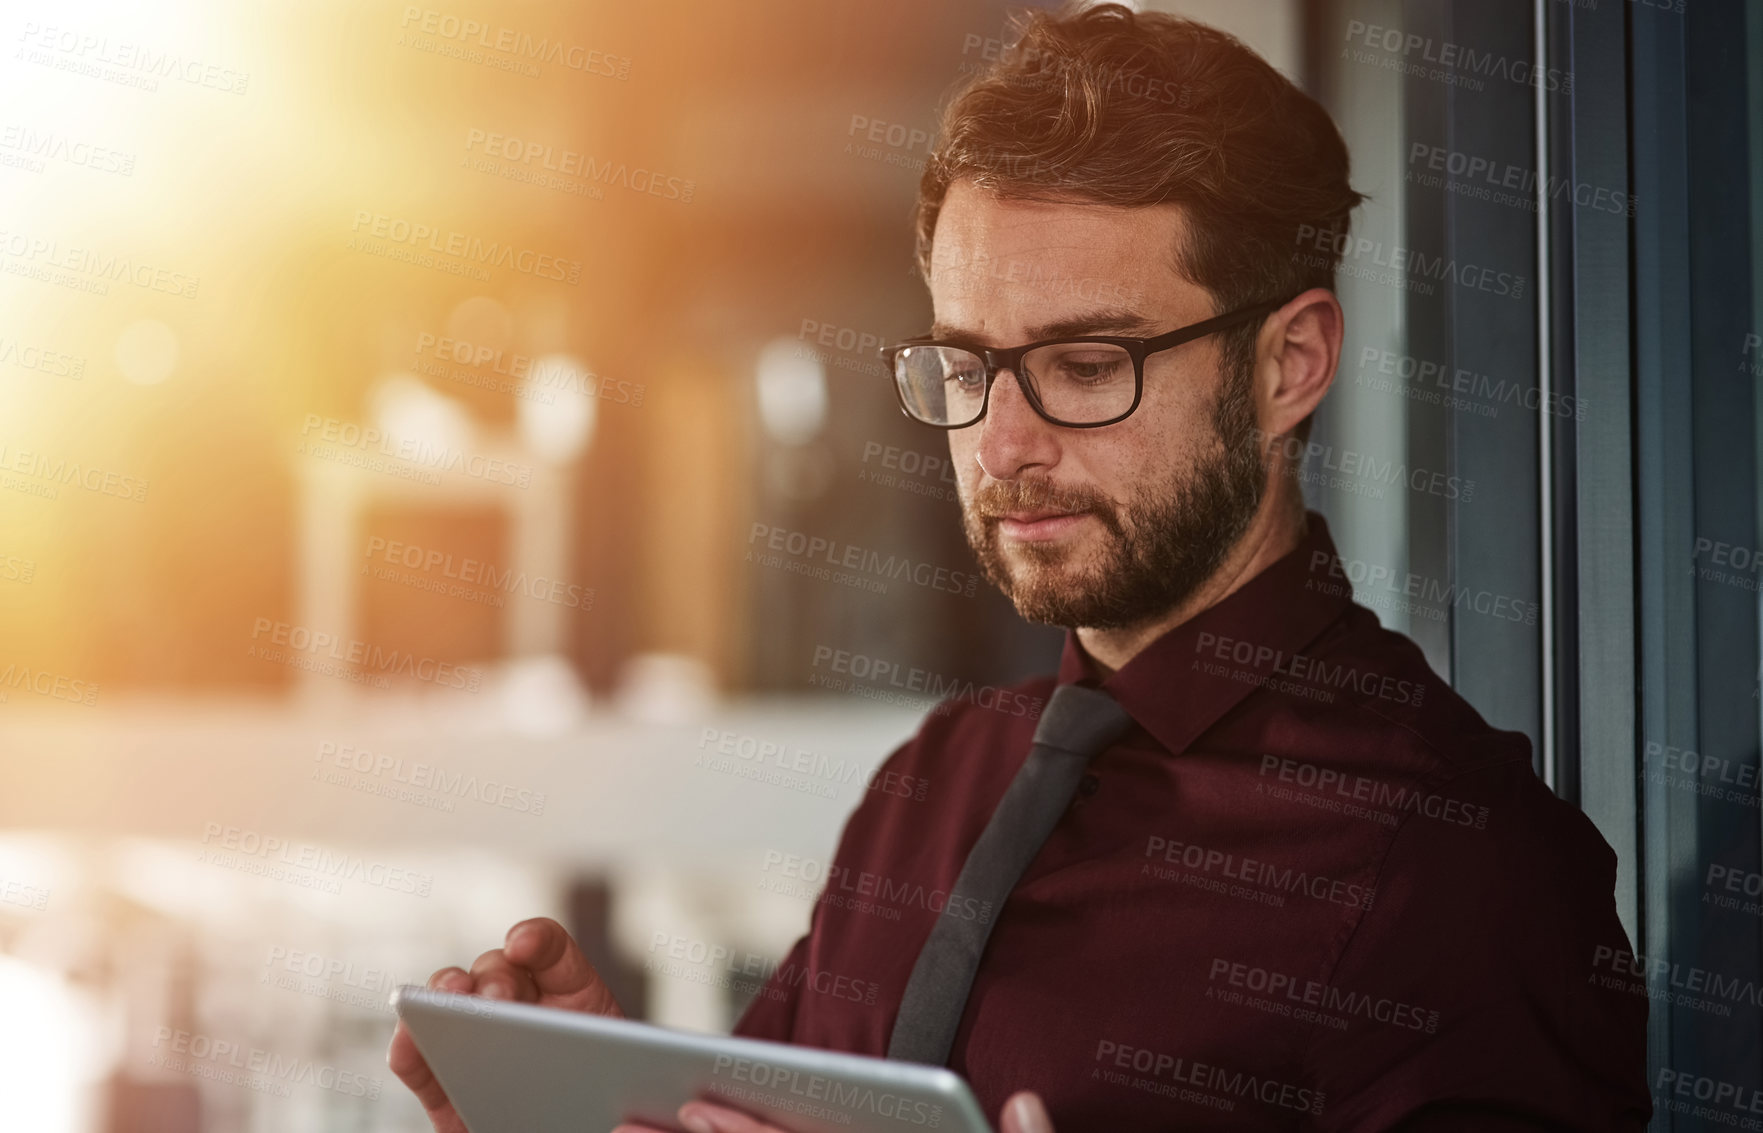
<box><xmin>386</xmin><ymin>917</ymin><xmax>1048</xmax><ymax>1133</ymax></box>
<box><xmin>393</xmin><ymin>983</ymin><xmax>997</xmax><ymax>1133</ymax></box>
<box><xmin>387</xmin><ymin>917</ymin><xmax>626</xmax><ymax>1133</ymax></box>
<box><xmin>613</xmin><ymin>1088</ymin><xmax>1056</xmax><ymax>1133</ymax></box>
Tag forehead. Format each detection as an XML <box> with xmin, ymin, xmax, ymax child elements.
<box><xmin>926</xmin><ymin>179</ymin><xmax>1196</xmax><ymax>336</ymax></box>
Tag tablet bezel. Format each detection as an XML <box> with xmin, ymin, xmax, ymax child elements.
<box><xmin>391</xmin><ymin>984</ymin><xmax>995</xmax><ymax>1133</ymax></box>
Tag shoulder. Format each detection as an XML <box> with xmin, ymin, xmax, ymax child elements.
<box><xmin>1258</xmin><ymin>601</ymin><xmax>1533</xmax><ymax>783</ymax></box>
<box><xmin>1252</xmin><ymin>601</ymin><xmax>1618</xmax><ymax>879</ymax></box>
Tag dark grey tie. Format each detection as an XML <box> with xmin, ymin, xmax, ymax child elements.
<box><xmin>886</xmin><ymin>682</ymin><xmax>1136</xmax><ymax>1066</ymax></box>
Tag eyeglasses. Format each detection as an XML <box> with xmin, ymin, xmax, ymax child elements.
<box><xmin>878</xmin><ymin>297</ymin><xmax>1288</xmax><ymax>429</ymax></box>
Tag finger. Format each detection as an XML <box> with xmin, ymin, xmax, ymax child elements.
<box><xmin>504</xmin><ymin>917</ymin><xmax>622</xmax><ymax>1015</ymax></box>
<box><xmin>428</xmin><ymin>966</ymin><xmax>475</xmax><ymax>994</ymax></box>
<box><xmin>386</xmin><ymin>1019</ymin><xmax>469</xmax><ymax>1133</ymax></box>
<box><xmin>676</xmin><ymin>1101</ymin><xmax>788</xmax><ymax>1133</ymax></box>
<box><xmin>469</xmin><ymin>948</ymin><xmax>539</xmax><ymax>1003</ymax></box>
<box><xmin>1001</xmin><ymin>1091</ymin><xmax>1054</xmax><ymax>1133</ymax></box>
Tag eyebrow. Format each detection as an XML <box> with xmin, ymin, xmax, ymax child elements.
<box><xmin>927</xmin><ymin>308</ymin><xmax>1161</xmax><ymax>344</ymax></box>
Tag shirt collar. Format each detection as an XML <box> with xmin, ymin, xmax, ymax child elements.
<box><xmin>1054</xmin><ymin>509</ymin><xmax>1354</xmax><ymax>756</ymax></box>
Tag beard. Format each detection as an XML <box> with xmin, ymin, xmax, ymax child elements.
<box><xmin>958</xmin><ymin>368</ymin><xmax>1266</xmax><ymax>631</ymax></box>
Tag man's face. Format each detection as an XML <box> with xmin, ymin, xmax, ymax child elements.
<box><xmin>929</xmin><ymin>179</ymin><xmax>1267</xmax><ymax>631</ymax></box>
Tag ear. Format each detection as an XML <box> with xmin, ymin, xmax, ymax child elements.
<box><xmin>1254</xmin><ymin>288</ymin><xmax>1343</xmax><ymax>436</ymax></box>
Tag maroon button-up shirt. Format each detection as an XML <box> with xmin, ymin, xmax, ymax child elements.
<box><xmin>733</xmin><ymin>512</ymin><xmax>1650</xmax><ymax>1131</ymax></box>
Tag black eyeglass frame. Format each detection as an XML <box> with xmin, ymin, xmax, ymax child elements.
<box><xmin>878</xmin><ymin>296</ymin><xmax>1292</xmax><ymax>429</ymax></box>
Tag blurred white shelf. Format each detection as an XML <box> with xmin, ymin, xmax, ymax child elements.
<box><xmin>0</xmin><ymin>692</ymin><xmax>928</xmax><ymax>870</ymax></box>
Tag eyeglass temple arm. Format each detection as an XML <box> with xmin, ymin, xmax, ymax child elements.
<box><xmin>1143</xmin><ymin>296</ymin><xmax>1291</xmax><ymax>352</ymax></box>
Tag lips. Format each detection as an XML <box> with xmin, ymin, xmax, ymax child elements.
<box><xmin>993</xmin><ymin>509</ymin><xmax>1091</xmax><ymax>541</ymax></box>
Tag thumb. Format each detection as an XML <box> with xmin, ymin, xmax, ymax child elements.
<box><xmin>1001</xmin><ymin>1091</ymin><xmax>1054</xmax><ymax>1133</ymax></box>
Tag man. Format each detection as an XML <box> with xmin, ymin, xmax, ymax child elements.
<box><xmin>390</xmin><ymin>5</ymin><xmax>1651</xmax><ymax>1130</ymax></box>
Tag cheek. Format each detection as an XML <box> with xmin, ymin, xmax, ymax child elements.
<box><xmin>946</xmin><ymin>432</ymin><xmax>980</xmax><ymax>486</ymax></box>
<box><xmin>1150</xmin><ymin>364</ymin><xmax>1239</xmax><ymax>461</ymax></box>
<box><xmin>1141</xmin><ymin>357</ymin><xmax>1218</xmax><ymax>424</ymax></box>
<box><xmin>1119</xmin><ymin>380</ymin><xmax>1206</xmax><ymax>467</ymax></box>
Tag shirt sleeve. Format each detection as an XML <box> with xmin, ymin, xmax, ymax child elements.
<box><xmin>730</xmin><ymin>931</ymin><xmax>812</xmax><ymax>1041</ymax></box>
<box><xmin>1302</xmin><ymin>760</ymin><xmax>1651</xmax><ymax>1132</ymax></box>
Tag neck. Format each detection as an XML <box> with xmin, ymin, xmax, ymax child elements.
<box><xmin>1075</xmin><ymin>487</ymin><xmax>1306</xmax><ymax>682</ymax></box>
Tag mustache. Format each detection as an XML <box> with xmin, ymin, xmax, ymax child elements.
<box><xmin>972</xmin><ymin>478</ymin><xmax>1110</xmax><ymax>519</ymax></box>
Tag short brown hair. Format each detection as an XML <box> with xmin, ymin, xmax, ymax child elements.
<box><xmin>914</xmin><ymin>2</ymin><xmax>1365</xmax><ymax>441</ymax></box>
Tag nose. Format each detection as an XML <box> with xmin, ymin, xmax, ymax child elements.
<box><xmin>971</xmin><ymin>365</ymin><xmax>1060</xmax><ymax>481</ymax></box>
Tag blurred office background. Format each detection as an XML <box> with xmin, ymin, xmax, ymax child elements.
<box><xmin>0</xmin><ymin>0</ymin><xmax>1758</xmax><ymax>1129</ymax></box>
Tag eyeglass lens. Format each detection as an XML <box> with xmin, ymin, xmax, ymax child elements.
<box><xmin>895</xmin><ymin>341</ymin><xmax>1135</xmax><ymax>426</ymax></box>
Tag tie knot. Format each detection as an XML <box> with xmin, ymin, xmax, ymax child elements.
<box><xmin>1032</xmin><ymin>682</ymin><xmax>1136</xmax><ymax>757</ymax></box>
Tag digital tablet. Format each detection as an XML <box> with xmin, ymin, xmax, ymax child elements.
<box><xmin>390</xmin><ymin>985</ymin><xmax>995</xmax><ymax>1133</ymax></box>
